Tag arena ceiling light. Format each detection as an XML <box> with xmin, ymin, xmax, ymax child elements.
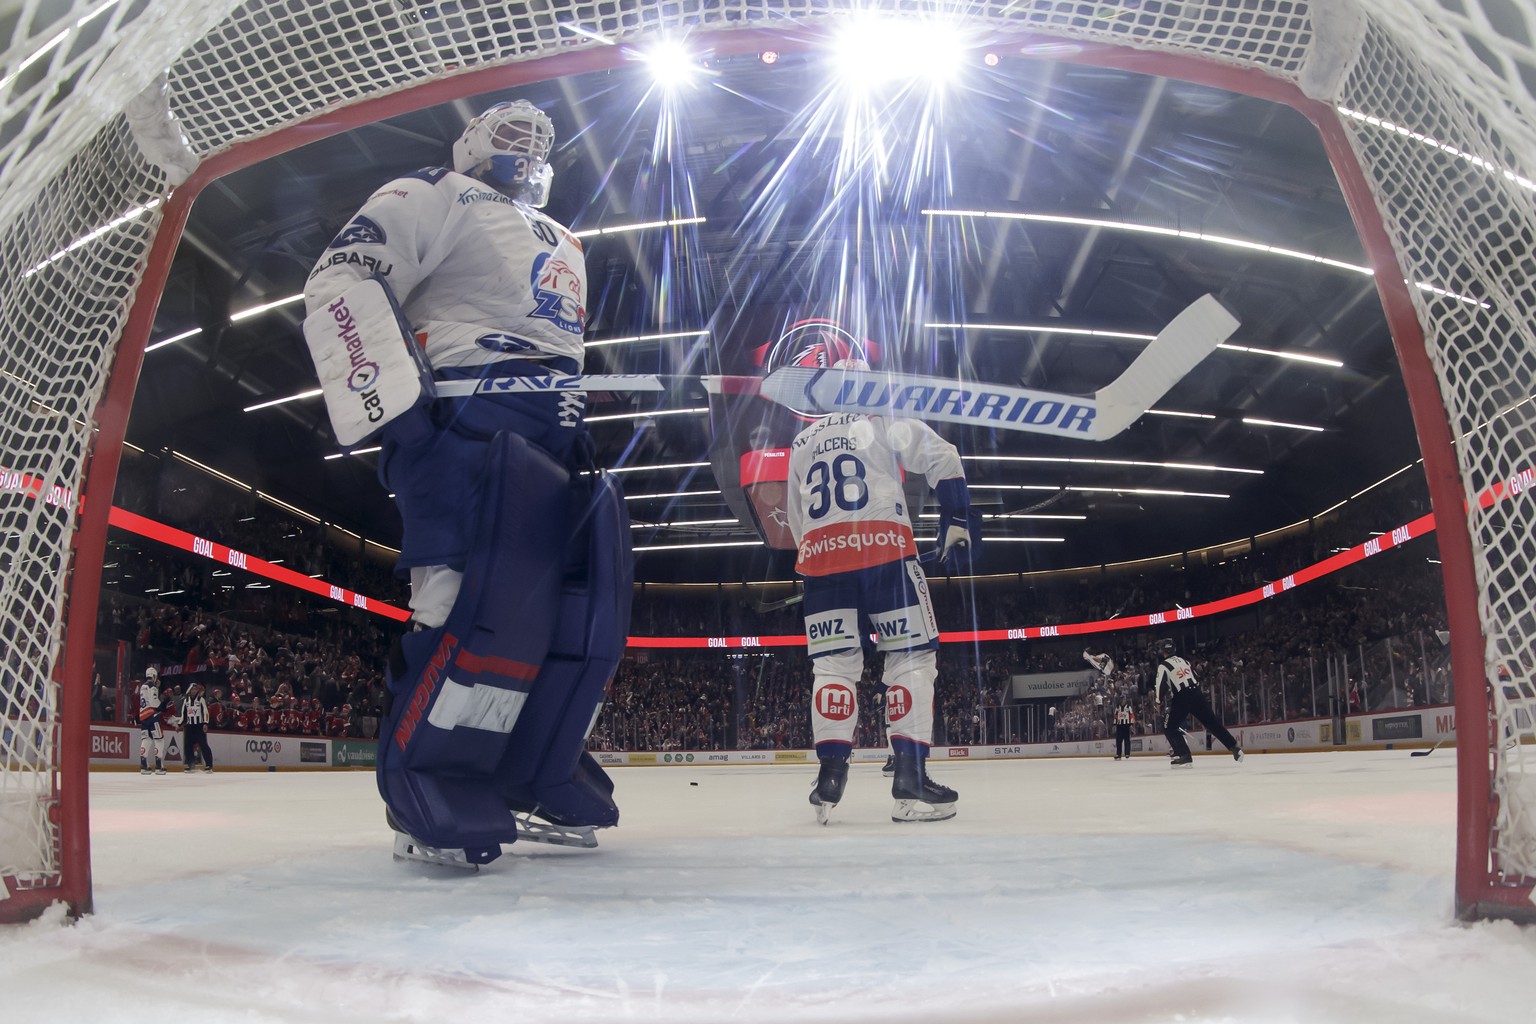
<box><xmin>924</xmin><ymin>207</ymin><xmax>1485</xmax><ymax>309</ymax></box>
<box><xmin>1243</xmin><ymin>416</ymin><xmax>1325</xmax><ymax>432</ymax></box>
<box><xmin>623</xmin><ymin>488</ymin><xmax>723</xmax><ymax>501</ymax></box>
<box><xmin>832</xmin><ymin>13</ymin><xmax>967</xmax><ymax>91</ymax></box>
<box><xmin>228</xmin><ymin>293</ymin><xmax>304</xmax><ymax>321</ymax></box>
<box><xmin>151</xmin><ymin>293</ymin><xmax>305</xmax><ymax>353</ymax></box>
<box><xmin>585</xmin><ymin>329</ymin><xmax>709</xmax><ymax>349</ymax></box>
<box><xmin>639</xmin><ymin>38</ymin><xmax>704</xmax><ymax>90</ymax></box>
<box><xmin>1069</xmin><ymin>486</ymin><xmax>1230</xmax><ymax>499</ymax></box>
<box><xmin>1147</xmin><ymin>408</ymin><xmax>1217</xmax><ymax>421</ymax></box>
<box><xmin>571</xmin><ymin>215</ymin><xmax>706</xmax><ymax>239</ymax></box>
<box><xmin>916</xmin><ymin>511</ymin><xmax>1085</xmax><ymax>521</ymax></box>
<box><xmin>323</xmin><ymin>445</ymin><xmax>382</xmax><ymax>460</ymax></box>
<box><xmin>243</xmin><ymin>388</ymin><xmax>322</xmax><ymax>413</ymax></box>
<box><xmin>145</xmin><ymin>327</ymin><xmax>202</xmax><ymax>353</ymax></box>
<box><xmin>608</xmin><ymin>461</ymin><xmax>710</xmax><ymax>474</ymax></box>
<box><xmin>636</xmin><ymin>539</ymin><xmax>763</xmax><ymax>552</ymax></box>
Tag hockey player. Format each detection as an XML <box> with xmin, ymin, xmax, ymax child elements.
<box><xmin>302</xmin><ymin>100</ymin><xmax>632</xmax><ymax>866</ymax></box>
<box><xmin>1153</xmin><ymin>638</ymin><xmax>1243</xmax><ymax>767</ymax></box>
<box><xmin>786</xmin><ymin>357</ymin><xmax>974</xmax><ymax>824</ymax></box>
<box><xmin>137</xmin><ymin>668</ymin><xmax>172</xmax><ymax>775</ymax></box>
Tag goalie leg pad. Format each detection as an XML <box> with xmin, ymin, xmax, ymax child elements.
<box><xmin>494</xmin><ymin>471</ymin><xmax>633</xmax><ymax>830</ymax></box>
<box><xmin>375</xmin><ymin>430</ymin><xmax>572</xmax><ymax>855</ymax></box>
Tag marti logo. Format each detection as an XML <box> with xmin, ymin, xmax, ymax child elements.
<box><xmin>816</xmin><ymin>683</ymin><xmax>856</xmax><ymax>721</ymax></box>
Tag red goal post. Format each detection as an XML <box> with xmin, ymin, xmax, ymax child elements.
<box><xmin>0</xmin><ymin>1</ymin><xmax>1530</xmax><ymax>923</ymax></box>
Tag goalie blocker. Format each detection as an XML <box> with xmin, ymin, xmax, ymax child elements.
<box><xmin>302</xmin><ymin>276</ymin><xmax>435</xmax><ymax>448</ymax></box>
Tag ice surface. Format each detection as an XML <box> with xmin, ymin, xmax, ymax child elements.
<box><xmin>4</xmin><ymin>750</ymin><xmax>1534</xmax><ymax>1023</ymax></box>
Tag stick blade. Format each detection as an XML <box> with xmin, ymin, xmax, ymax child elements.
<box><xmin>1090</xmin><ymin>293</ymin><xmax>1239</xmax><ymax>440</ymax></box>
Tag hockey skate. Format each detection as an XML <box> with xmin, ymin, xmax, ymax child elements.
<box><xmin>1232</xmin><ymin>747</ymin><xmax>1245</xmax><ymax>762</ymax></box>
<box><xmin>387</xmin><ymin>810</ymin><xmax>480</xmax><ymax>871</ymax></box>
<box><xmin>509</xmin><ymin>805</ymin><xmax>600</xmax><ymax>849</ymax></box>
<box><xmin>890</xmin><ymin>753</ymin><xmax>957</xmax><ymax>823</ymax></box>
<box><xmin>1170</xmin><ymin>756</ymin><xmax>1194</xmax><ymax>768</ymax></box>
<box><xmin>881</xmin><ymin>754</ymin><xmax>895</xmax><ymax>775</ymax></box>
<box><xmin>808</xmin><ymin>756</ymin><xmax>850</xmax><ymax>825</ymax></box>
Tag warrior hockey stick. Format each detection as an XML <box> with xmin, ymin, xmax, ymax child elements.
<box><xmin>1410</xmin><ymin>740</ymin><xmax>1443</xmax><ymax>757</ymax></box>
<box><xmin>434</xmin><ymin>294</ymin><xmax>1239</xmax><ymax>441</ymax></box>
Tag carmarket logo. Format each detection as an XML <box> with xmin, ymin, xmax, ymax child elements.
<box><xmin>246</xmin><ymin>739</ymin><xmax>282</xmax><ymax>762</ymax></box>
<box><xmin>347</xmin><ymin>360</ymin><xmax>380</xmax><ymax>392</ymax></box>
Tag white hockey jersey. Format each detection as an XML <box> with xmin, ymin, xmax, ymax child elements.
<box><xmin>137</xmin><ymin>681</ymin><xmax>163</xmax><ymax>725</ymax></box>
<box><xmin>303</xmin><ymin>167</ymin><xmax>587</xmax><ymax>371</ymax></box>
<box><xmin>787</xmin><ymin>412</ymin><xmax>964</xmax><ymax>576</ymax></box>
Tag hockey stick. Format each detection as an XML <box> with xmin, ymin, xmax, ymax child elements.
<box><xmin>434</xmin><ymin>294</ymin><xmax>1238</xmax><ymax>440</ymax></box>
<box><xmin>746</xmin><ymin>582</ymin><xmax>803</xmax><ymax>613</ymax></box>
<box><xmin>1410</xmin><ymin>740</ymin><xmax>1443</xmax><ymax>757</ymax></box>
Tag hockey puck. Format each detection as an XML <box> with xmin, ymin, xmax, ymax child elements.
<box><xmin>689</xmin><ymin>781</ymin><xmax>698</xmax><ymax>786</ymax></box>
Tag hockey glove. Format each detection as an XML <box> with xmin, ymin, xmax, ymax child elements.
<box><xmin>933</xmin><ymin>478</ymin><xmax>979</xmax><ymax>573</ymax></box>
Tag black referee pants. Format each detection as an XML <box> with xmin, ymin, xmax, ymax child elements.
<box><xmin>1114</xmin><ymin>724</ymin><xmax>1131</xmax><ymax>758</ymax></box>
<box><xmin>184</xmin><ymin>723</ymin><xmax>213</xmax><ymax>769</ymax></box>
<box><xmin>1163</xmin><ymin>687</ymin><xmax>1238</xmax><ymax>760</ymax></box>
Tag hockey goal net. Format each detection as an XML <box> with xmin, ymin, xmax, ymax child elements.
<box><xmin>1</xmin><ymin>0</ymin><xmax>1533</xmax><ymax>922</ymax></box>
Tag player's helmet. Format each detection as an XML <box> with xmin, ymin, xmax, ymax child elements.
<box><xmin>1156</xmin><ymin>637</ymin><xmax>1176</xmax><ymax>655</ymax></box>
<box><xmin>145</xmin><ymin>666</ymin><xmax>158</xmax><ymax>679</ymax></box>
<box><xmin>452</xmin><ymin>100</ymin><xmax>555</xmax><ymax>206</ymax></box>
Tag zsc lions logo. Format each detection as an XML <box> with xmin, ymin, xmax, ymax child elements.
<box><xmin>329</xmin><ymin>215</ymin><xmax>386</xmax><ymax>248</ymax></box>
<box><xmin>527</xmin><ymin>252</ymin><xmax>585</xmax><ymax>335</ymax></box>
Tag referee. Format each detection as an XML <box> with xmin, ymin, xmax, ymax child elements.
<box><xmin>1112</xmin><ymin>701</ymin><xmax>1135</xmax><ymax>760</ymax></box>
<box><xmin>1153</xmin><ymin>639</ymin><xmax>1243</xmax><ymax>768</ymax></box>
<box><xmin>180</xmin><ymin>682</ymin><xmax>214</xmax><ymax>773</ymax></box>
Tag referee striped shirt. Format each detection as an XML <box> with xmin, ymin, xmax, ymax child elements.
<box><xmin>182</xmin><ymin>695</ymin><xmax>208</xmax><ymax>725</ymax></box>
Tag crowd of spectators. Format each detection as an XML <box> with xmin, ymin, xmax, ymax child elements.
<box><xmin>95</xmin><ymin>591</ymin><xmax>390</xmax><ymax>740</ymax></box>
<box><xmin>94</xmin><ymin>449</ymin><xmax>1450</xmax><ymax>753</ymax></box>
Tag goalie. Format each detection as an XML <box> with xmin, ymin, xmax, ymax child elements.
<box><xmin>302</xmin><ymin>100</ymin><xmax>633</xmax><ymax>867</ymax></box>
<box><xmin>786</xmin><ymin>356</ymin><xmax>976</xmax><ymax>825</ymax></box>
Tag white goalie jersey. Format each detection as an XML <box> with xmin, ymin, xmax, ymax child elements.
<box><xmin>303</xmin><ymin>167</ymin><xmax>588</xmax><ymax>371</ymax></box>
<box><xmin>787</xmin><ymin>412</ymin><xmax>964</xmax><ymax>577</ymax></box>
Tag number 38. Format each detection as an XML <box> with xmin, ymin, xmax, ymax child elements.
<box><xmin>806</xmin><ymin>454</ymin><xmax>869</xmax><ymax>518</ymax></box>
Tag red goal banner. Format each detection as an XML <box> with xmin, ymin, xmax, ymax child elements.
<box><xmin>98</xmin><ymin>465</ymin><xmax>1533</xmax><ymax>647</ymax></box>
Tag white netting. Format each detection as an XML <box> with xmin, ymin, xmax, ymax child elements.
<box><xmin>1</xmin><ymin>0</ymin><xmax>1534</xmax><ymax>912</ymax></box>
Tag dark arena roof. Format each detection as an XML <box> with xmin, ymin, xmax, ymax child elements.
<box><xmin>118</xmin><ymin>43</ymin><xmax>1426</xmax><ymax>602</ymax></box>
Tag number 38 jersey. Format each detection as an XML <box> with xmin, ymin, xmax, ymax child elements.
<box><xmin>787</xmin><ymin>412</ymin><xmax>964</xmax><ymax>577</ymax></box>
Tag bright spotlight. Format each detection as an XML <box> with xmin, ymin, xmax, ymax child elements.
<box><xmin>833</xmin><ymin>15</ymin><xmax>966</xmax><ymax>90</ymax></box>
<box><xmin>642</xmin><ymin>39</ymin><xmax>701</xmax><ymax>89</ymax></box>
<box><xmin>761</xmin><ymin>50</ymin><xmax>779</xmax><ymax>65</ymax></box>
<box><xmin>983</xmin><ymin>52</ymin><xmax>1000</xmax><ymax>67</ymax></box>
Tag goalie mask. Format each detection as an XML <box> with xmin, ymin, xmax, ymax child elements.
<box><xmin>453</xmin><ymin>100</ymin><xmax>555</xmax><ymax>206</ymax></box>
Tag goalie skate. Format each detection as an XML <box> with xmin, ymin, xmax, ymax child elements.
<box><xmin>391</xmin><ymin>830</ymin><xmax>481</xmax><ymax>871</ymax></box>
<box><xmin>512</xmin><ymin>810</ymin><xmax>600</xmax><ymax>849</ymax></box>
<box><xmin>890</xmin><ymin>754</ymin><xmax>957</xmax><ymax>823</ymax></box>
<box><xmin>808</xmin><ymin>757</ymin><xmax>850</xmax><ymax>825</ymax></box>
